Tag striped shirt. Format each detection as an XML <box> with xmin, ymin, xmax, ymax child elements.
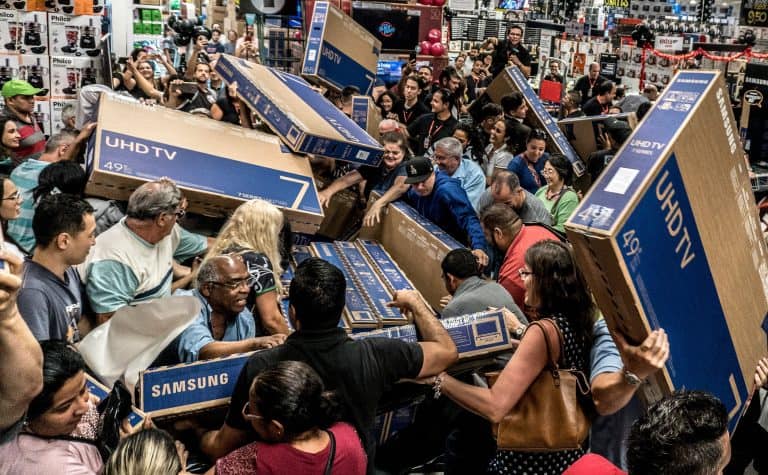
<box><xmin>3</xmin><ymin>107</ymin><xmax>45</xmax><ymax>165</ymax></box>
<box><xmin>8</xmin><ymin>158</ymin><xmax>49</xmax><ymax>253</ymax></box>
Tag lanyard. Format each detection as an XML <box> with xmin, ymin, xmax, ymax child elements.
<box><xmin>428</xmin><ymin>119</ymin><xmax>445</xmax><ymax>139</ymax></box>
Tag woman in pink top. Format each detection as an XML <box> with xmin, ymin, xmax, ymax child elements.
<box><xmin>212</xmin><ymin>361</ymin><xmax>367</xmax><ymax>475</ymax></box>
<box><xmin>0</xmin><ymin>341</ymin><xmax>103</xmax><ymax>475</ymax></box>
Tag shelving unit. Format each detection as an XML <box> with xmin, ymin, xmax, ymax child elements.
<box><xmin>111</xmin><ymin>3</ymin><xmax>165</xmax><ymax>57</ymax></box>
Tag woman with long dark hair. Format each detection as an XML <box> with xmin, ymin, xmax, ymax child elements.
<box><xmin>429</xmin><ymin>240</ymin><xmax>594</xmax><ymax>474</ymax></box>
<box><xmin>213</xmin><ymin>361</ymin><xmax>367</xmax><ymax>474</ymax></box>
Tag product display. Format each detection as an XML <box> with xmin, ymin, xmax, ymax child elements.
<box><xmin>50</xmin><ymin>54</ymin><xmax>99</xmax><ymax>96</ymax></box>
<box><xmin>48</xmin><ymin>13</ymin><xmax>100</xmax><ymax>57</ymax></box>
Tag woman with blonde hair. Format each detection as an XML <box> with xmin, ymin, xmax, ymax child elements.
<box><xmin>104</xmin><ymin>428</ymin><xmax>187</xmax><ymax>475</ymax></box>
<box><xmin>207</xmin><ymin>199</ymin><xmax>289</xmax><ymax>335</ymax></box>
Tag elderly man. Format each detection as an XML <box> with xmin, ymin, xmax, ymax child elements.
<box><xmin>157</xmin><ymin>255</ymin><xmax>286</xmax><ymax>365</ymax></box>
<box><xmin>82</xmin><ymin>178</ymin><xmax>208</xmax><ymax>324</ymax></box>
<box><xmin>476</xmin><ymin>170</ymin><xmax>553</xmax><ymax>225</ymax></box>
<box><xmin>432</xmin><ymin>137</ymin><xmax>486</xmax><ymax>210</ymax></box>
<box><xmin>405</xmin><ymin>156</ymin><xmax>489</xmax><ymax>268</ymax></box>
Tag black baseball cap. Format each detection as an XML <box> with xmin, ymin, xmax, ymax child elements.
<box><xmin>404</xmin><ymin>156</ymin><xmax>434</xmax><ymax>184</ymax></box>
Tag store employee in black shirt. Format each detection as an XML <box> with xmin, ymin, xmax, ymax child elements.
<box><xmin>408</xmin><ymin>88</ymin><xmax>459</xmax><ymax>156</ymax></box>
<box><xmin>200</xmin><ymin>258</ymin><xmax>458</xmax><ymax>474</ymax></box>
<box><xmin>393</xmin><ymin>75</ymin><xmax>429</xmax><ymax>126</ymax></box>
<box><xmin>484</xmin><ymin>24</ymin><xmax>532</xmax><ymax>78</ymax></box>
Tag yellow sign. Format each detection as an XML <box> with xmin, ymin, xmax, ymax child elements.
<box><xmin>605</xmin><ymin>0</ymin><xmax>630</xmax><ymax>8</ymax></box>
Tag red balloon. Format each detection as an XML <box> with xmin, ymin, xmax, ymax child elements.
<box><xmin>419</xmin><ymin>40</ymin><xmax>432</xmax><ymax>54</ymax></box>
<box><xmin>427</xmin><ymin>28</ymin><xmax>441</xmax><ymax>43</ymax></box>
<box><xmin>418</xmin><ymin>0</ymin><xmax>432</xmax><ymax>5</ymax></box>
<box><xmin>430</xmin><ymin>42</ymin><xmax>445</xmax><ymax>57</ymax></box>
<box><xmin>432</xmin><ymin>0</ymin><xmax>446</xmax><ymax>5</ymax></box>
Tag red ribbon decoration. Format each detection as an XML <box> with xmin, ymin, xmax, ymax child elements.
<box><xmin>639</xmin><ymin>44</ymin><xmax>768</xmax><ymax>63</ymax></box>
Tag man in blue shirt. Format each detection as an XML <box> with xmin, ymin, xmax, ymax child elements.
<box><xmin>432</xmin><ymin>137</ymin><xmax>486</xmax><ymax>211</ymax></box>
<box><xmin>405</xmin><ymin>156</ymin><xmax>489</xmax><ymax>268</ymax></box>
<box><xmin>165</xmin><ymin>254</ymin><xmax>286</xmax><ymax>365</ymax></box>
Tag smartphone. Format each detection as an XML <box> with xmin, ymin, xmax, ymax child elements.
<box><xmin>179</xmin><ymin>82</ymin><xmax>198</xmax><ymax>94</ymax></box>
<box><xmin>409</xmin><ymin>51</ymin><xmax>417</xmax><ymax>61</ymax></box>
<box><xmin>117</xmin><ymin>57</ymin><xmax>128</xmax><ymax>65</ymax></box>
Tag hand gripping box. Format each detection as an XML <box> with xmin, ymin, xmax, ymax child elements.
<box><xmin>301</xmin><ymin>1</ymin><xmax>381</xmax><ymax>95</ymax></box>
<box><xmin>85</xmin><ymin>94</ymin><xmax>324</xmax><ymax>234</ymax></box>
<box><xmin>86</xmin><ymin>375</ymin><xmax>146</xmax><ymax>428</ymax></box>
<box><xmin>215</xmin><ymin>55</ymin><xmax>384</xmax><ymax>167</ymax></box>
<box><xmin>470</xmin><ymin>65</ymin><xmax>585</xmax><ymax>177</ymax></box>
<box><xmin>565</xmin><ymin>71</ymin><xmax>768</xmax><ymax>432</ymax></box>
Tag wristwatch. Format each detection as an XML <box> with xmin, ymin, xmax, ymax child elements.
<box><xmin>512</xmin><ymin>325</ymin><xmax>526</xmax><ymax>339</ymax></box>
<box><xmin>623</xmin><ymin>367</ymin><xmax>642</xmax><ymax>386</ymax></box>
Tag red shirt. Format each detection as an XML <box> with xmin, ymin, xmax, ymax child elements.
<box><xmin>563</xmin><ymin>454</ymin><xmax>627</xmax><ymax>474</ymax></box>
<box><xmin>497</xmin><ymin>224</ymin><xmax>561</xmax><ymax>309</ymax></box>
<box><xmin>215</xmin><ymin>422</ymin><xmax>367</xmax><ymax>475</ymax></box>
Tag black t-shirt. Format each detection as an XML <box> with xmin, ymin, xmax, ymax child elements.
<box><xmin>490</xmin><ymin>40</ymin><xmax>532</xmax><ymax>77</ymax></box>
<box><xmin>225</xmin><ymin>327</ymin><xmax>424</xmax><ymax>471</ymax></box>
<box><xmin>465</xmin><ymin>74</ymin><xmax>491</xmax><ymax>102</ymax></box>
<box><xmin>214</xmin><ymin>93</ymin><xmax>240</xmax><ymax>125</ymax></box>
<box><xmin>582</xmin><ymin>97</ymin><xmax>609</xmax><ymax>116</ymax></box>
<box><xmin>407</xmin><ymin>113</ymin><xmax>459</xmax><ymax>156</ymax></box>
<box><xmin>572</xmin><ymin>74</ymin><xmax>607</xmax><ymax>106</ymax></box>
<box><xmin>179</xmin><ymin>86</ymin><xmax>217</xmax><ymax>113</ymax></box>
<box><xmin>393</xmin><ymin>99</ymin><xmax>429</xmax><ymax>126</ymax></box>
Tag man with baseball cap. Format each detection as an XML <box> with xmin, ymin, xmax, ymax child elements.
<box><xmin>2</xmin><ymin>79</ymin><xmax>46</xmax><ymax>166</ymax></box>
<box><xmin>404</xmin><ymin>156</ymin><xmax>489</xmax><ymax>267</ymax></box>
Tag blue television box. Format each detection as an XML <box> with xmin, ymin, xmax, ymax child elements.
<box><xmin>302</xmin><ymin>1</ymin><xmax>381</xmax><ymax>95</ymax></box>
<box><xmin>215</xmin><ymin>55</ymin><xmax>384</xmax><ymax>167</ymax></box>
<box><xmin>471</xmin><ymin>65</ymin><xmax>585</xmax><ymax>177</ymax></box>
<box><xmin>351</xmin><ymin>95</ymin><xmax>381</xmax><ymax>141</ymax></box>
<box><xmin>85</xmin><ymin>94</ymin><xmax>323</xmax><ymax>234</ymax></box>
<box><xmin>565</xmin><ymin>71</ymin><xmax>768</xmax><ymax>431</ymax></box>
<box><xmin>360</xmin><ymin>197</ymin><xmax>463</xmax><ymax>310</ymax></box>
<box><xmin>353</xmin><ymin>310</ymin><xmax>512</xmax><ymax>360</ymax></box>
<box><xmin>138</xmin><ymin>352</ymin><xmax>254</xmax><ymax>417</ymax></box>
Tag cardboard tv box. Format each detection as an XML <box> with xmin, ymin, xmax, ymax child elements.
<box><xmin>557</xmin><ymin>112</ymin><xmax>638</xmax><ymax>161</ymax></box>
<box><xmin>470</xmin><ymin>65</ymin><xmax>586</xmax><ymax>177</ymax></box>
<box><xmin>85</xmin><ymin>94</ymin><xmax>324</xmax><ymax>234</ymax></box>
<box><xmin>565</xmin><ymin>71</ymin><xmax>768</xmax><ymax>431</ymax></box>
<box><xmin>351</xmin><ymin>95</ymin><xmax>381</xmax><ymax>142</ymax></box>
<box><xmin>302</xmin><ymin>1</ymin><xmax>381</xmax><ymax>95</ymax></box>
<box><xmin>138</xmin><ymin>352</ymin><xmax>254</xmax><ymax>418</ymax></box>
<box><xmin>361</xmin><ymin>198</ymin><xmax>463</xmax><ymax>310</ymax></box>
<box><xmin>215</xmin><ymin>55</ymin><xmax>384</xmax><ymax>167</ymax></box>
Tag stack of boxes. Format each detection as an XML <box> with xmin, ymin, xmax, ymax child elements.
<box><xmin>0</xmin><ymin>1</ymin><xmax>103</xmax><ymax>135</ymax></box>
<box><xmin>132</xmin><ymin>6</ymin><xmax>162</xmax><ymax>37</ymax></box>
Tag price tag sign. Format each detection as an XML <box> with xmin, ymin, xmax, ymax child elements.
<box><xmin>604</xmin><ymin>0</ymin><xmax>630</xmax><ymax>8</ymax></box>
<box><xmin>740</xmin><ymin>0</ymin><xmax>768</xmax><ymax>27</ymax></box>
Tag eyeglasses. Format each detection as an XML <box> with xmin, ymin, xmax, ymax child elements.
<box><xmin>242</xmin><ymin>402</ymin><xmax>266</xmax><ymax>422</ymax></box>
<box><xmin>518</xmin><ymin>268</ymin><xmax>533</xmax><ymax>278</ymax></box>
<box><xmin>207</xmin><ymin>277</ymin><xmax>252</xmax><ymax>290</ymax></box>
<box><xmin>2</xmin><ymin>191</ymin><xmax>21</xmax><ymax>201</ymax></box>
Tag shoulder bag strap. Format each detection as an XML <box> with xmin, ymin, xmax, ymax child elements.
<box><xmin>324</xmin><ymin>429</ymin><xmax>337</xmax><ymax>475</ymax></box>
<box><xmin>527</xmin><ymin>320</ymin><xmax>558</xmax><ymax>370</ymax></box>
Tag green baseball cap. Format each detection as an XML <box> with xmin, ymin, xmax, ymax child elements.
<box><xmin>1</xmin><ymin>79</ymin><xmax>44</xmax><ymax>98</ymax></box>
